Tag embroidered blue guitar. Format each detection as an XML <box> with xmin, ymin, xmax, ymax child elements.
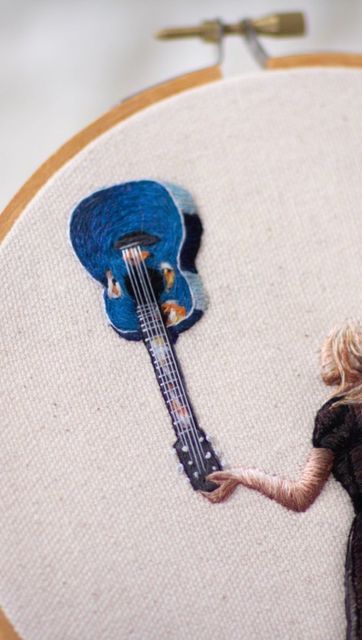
<box><xmin>70</xmin><ymin>180</ymin><xmax>222</xmax><ymax>493</ymax></box>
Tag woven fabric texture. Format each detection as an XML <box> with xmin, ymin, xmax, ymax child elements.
<box><xmin>2</xmin><ymin>69</ymin><xmax>362</xmax><ymax>639</ymax></box>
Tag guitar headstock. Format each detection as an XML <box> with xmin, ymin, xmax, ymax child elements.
<box><xmin>173</xmin><ymin>430</ymin><xmax>222</xmax><ymax>492</ymax></box>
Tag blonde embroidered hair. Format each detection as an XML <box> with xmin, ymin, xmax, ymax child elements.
<box><xmin>321</xmin><ymin>319</ymin><xmax>362</xmax><ymax>405</ymax></box>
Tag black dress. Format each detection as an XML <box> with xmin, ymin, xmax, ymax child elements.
<box><xmin>313</xmin><ymin>396</ymin><xmax>362</xmax><ymax>639</ymax></box>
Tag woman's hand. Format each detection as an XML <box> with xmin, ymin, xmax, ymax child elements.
<box><xmin>200</xmin><ymin>476</ymin><xmax>239</xmax><ymax>503</ymax></box>
<box><xmin>204</xmin><ymin>448</ymin><xmax>334</xmax><ymax>512</ymax></box>
<box><xmin>209</xmin><ymin>468</ymin><xmax>249</xmax><ymax>486</ymax></box>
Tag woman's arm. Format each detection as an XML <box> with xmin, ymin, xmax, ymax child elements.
<box><xmin>204</xmin><ymin>447</ymin><xmax>334</xmax><ymax>509</ymax></box>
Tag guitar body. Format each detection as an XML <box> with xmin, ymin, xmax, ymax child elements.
<box><xmin>69</xmin><ymin>180</ymin><xmax>206</xmax><ymax>341</ymax></box>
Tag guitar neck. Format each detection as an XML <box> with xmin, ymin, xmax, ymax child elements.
<box><xmin>122</xmin><ymin>245</ymin><xmax>222</xmax><ymax>492</ymax></box>
<box><xmin>137</xmin><ymin>302</ymin><xmax>197</xmax><ymax>439</ymax></box>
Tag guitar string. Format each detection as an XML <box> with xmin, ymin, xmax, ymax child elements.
<box><xmin>123</xmin><ymin>247</ymin><xmax>200</xmax><ymax>470</ymax></box>
<box><xmin>130</xmin><ymin>247</ymin><xmax>206</xmax><ymax>475</ymax></box>
<box><xmin>130</xmin><ymin>246</ymin><xmax>207</xmax><ymax>473</ymax></box>
<box><xmin>122</xmin><ymin>248</ymin><xmax>200</xmax><ymax>471</ymax></box>
<box><xmin>133</xmin><ymin>245</ymin><xmax>207</xmax><ymax>472</ymax></box>
<box><xmin>123</xmin><ymin>249</ymin><xmax>199</xmax><ymax>465</ymax></box>
<box><xmin>133</xmin><ymin>245</ymin><xmax>207</xmax><ymax>473</ymax></box>
<box><xmin>122</xmin><ymin>249</ymin><xmax>181</xmax><ymax>426</ymax></box>
<box><xmin>123</xmin><ymin>249</ymin><xmax>184</xmax><ymax>414</ymax></box>
<box><xmin>123</xmin><ymin>247</ymin><xmax>205</xmax><ymax>474</ymax></box>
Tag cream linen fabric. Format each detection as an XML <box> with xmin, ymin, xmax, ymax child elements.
<box><xmin>2</xmin><ymin>69</ymin><xmax>362</xmax><ymax>639</ymax></box>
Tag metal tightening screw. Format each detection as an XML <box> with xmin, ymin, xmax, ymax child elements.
<box><xmin>156</xmin><ymin>13</ymin><xmax>305</xmax><ymax>43</ymax></box>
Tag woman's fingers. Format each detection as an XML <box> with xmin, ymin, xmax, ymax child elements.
<box><xmin>208</xmin><ymin>471</ymin><xmax>239</xmax><ymax>483</ymax></box>
<box><xmin>201</xmin><ymin>478</ymin><xmax>238</xmax><ymax>503</ymax></box>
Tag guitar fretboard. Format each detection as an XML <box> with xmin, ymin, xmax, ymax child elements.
<box><xmin>122</xmin><ymin>245</ymin><xmax>221</xmax><ymax>488</ymax></box>
<box><xmin>138</xmin><ymin>305</ymin><xmax>198</xmax><ymax>433</ymax></box>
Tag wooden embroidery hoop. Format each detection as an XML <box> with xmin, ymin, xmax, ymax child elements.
<box><xmin>2</xmin><ymin>46</ymin><xmax>362</xmax><ymax>639</ymax></box>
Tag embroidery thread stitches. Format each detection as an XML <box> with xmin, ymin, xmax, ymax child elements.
<box><xmin>209</xmin><ymin>319</ymin><xmax>362</xmax><ymax>637</ymax></box>
<box><xmin>70</xmin><ymin>179</ymin><xmax>230</xmax><ymax>498</ymax></box>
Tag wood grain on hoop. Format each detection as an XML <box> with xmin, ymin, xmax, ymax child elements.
<box><xmin>0</xmin><ymin>64</ymin><xmax>221</xmax><ymax>640</ymax></box>
<box><xmin>0</xmin><ymin>65</ymin><xmax>221</xmax><ymax>244</ymax></box>
<box><xmin>267</xmin><ymin>52</ymin><xmax>362</xmax><ymax>70</ymax></box>
<box><xmin>0</xmin><ymin>610</ymin><xmax>21</xmax><ymax>640</ymax></box>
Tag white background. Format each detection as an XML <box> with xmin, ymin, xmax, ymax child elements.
<box><xmin>1</xmin><ymin>0</ymin><xmax>362</xmax><ymax>212</ymax></box>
